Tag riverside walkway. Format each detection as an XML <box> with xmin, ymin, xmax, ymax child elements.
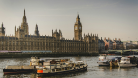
<box><xmin>0</xmin><ymin>52</ymin><xmax>98</xmax><ymax>58</ymax></box>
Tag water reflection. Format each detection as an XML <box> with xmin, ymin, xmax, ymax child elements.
<box><xmin>4</xmin><ymin>74</ymin><xmax>32</xmax><ymax>78</ymax></box>
<box><xmin>75</xmin><ymin>57</ymin><xmax>82</xmax><ymax>61</ymax></box>
<box><xmin>4</xmin><ymin>71</ymin><xmax>87</xmax><ymax>78</ymax></box>
<box><xmin>98</xmin><ymin>66</ymin><xmax>136</xmax><ymax>71</ymax></box>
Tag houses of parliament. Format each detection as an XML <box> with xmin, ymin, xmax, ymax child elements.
<box><xmin>0</xmin><ymin>9</ymin><xmax>98</xmax><ymax>53</ymax></box>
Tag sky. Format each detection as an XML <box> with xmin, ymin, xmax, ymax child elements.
<box><xmin>0</xmin><ymin>0</ymin><xmax>137</xmax><ymax>41</ymax></box>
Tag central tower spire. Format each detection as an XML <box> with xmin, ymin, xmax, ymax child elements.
<box><xmin>24</xmin><ymin>9</ymin><xmax>25</xmax><ymax>16</ymax></box>
<box><xmin>22</xmin><ymin>9</ymin><xmax>27</xmax><ymax>23</ymax></box>
<box><xmin>20</xmin><ymin>9</ymin><xmax>29</xmax><ymax>35</ymax></box>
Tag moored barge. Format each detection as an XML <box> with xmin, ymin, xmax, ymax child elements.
<box><xmin>3</xmin><ymin>65</ymin><xmax>36</xmax><ymax>74</ymax></box>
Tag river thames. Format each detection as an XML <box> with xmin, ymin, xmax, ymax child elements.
<box><xmin>1</xmin><ymin>56</ymin><xmax>138</xmax><ymax>78</ymax></box>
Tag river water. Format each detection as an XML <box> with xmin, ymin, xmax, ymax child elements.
<box><xmin>1</xmin><ymin>56</ymin><xmax>138</xmax><ymax>78</ymax></box>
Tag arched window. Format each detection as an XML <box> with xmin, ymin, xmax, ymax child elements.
<box><xmin>21</xmin><ymin>34</ymin><xmax>22</xmax><ymax>38</ymax></box>
<box><xmin>2</xmin><ymin>41</ymin><xmax>3</xmax><ymax>45</ymax></box>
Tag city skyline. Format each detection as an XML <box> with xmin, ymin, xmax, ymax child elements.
<box><xmin>0</xmin><ymin>0</ymin><xmax>138</xmax><ymax>41</ymax></box>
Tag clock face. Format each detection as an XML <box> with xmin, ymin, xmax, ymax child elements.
<box><xmin>75</xmin><ymin>27</ymin><xmax>77</xmax><ymax>30</ymax></box>
<box><xmin>79</xmin><ymin>27</ymin><xmax>81</xmax><ymax>30</ymax></box>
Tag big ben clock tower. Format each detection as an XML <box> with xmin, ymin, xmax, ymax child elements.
<box><xmin>74</xmin><ymin>14</ymin><xmax>82</xmax><ymax>41</ymax></box>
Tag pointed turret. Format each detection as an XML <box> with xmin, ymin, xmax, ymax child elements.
<box><xmin>59</xmin><ymin>29</ymin><xmax>62</xmax><ymax>38</ymax></box>
<box><xmin>75</xmin><ymin>14</ymin><xmax>81</xmax><ymax>24</ymax></box>
<box><xmin>34</xmin><ymin>24</ymin><xmax>39</xmax><ymax>36</ymax></box>
<box><xmin>35</xmin><ymin>24</ymin><xmax>38</xmax><ymax>30</ymax></box>
<box><xmin>15</xmin><ymin>26</ymin><xmax>16</xmax><ymax>30</ymax></box>
<box><xmin>1</xmin><ymin>22</ymin><xmax>3</xmax><ymax>27</ymax></box>
<box><xmin>77</xmin><ymin>14</ymin><xmax>80</xmax><ymax>19</ymax></box>
<box><xmin>52</xmin><ymin>29</ymin><xmax>53</xmax><ymax>36</ymax></box>
<box><xmin>55</xmin><ymin>29</ymin><xmax>57</xmax><ymax>32</ymax></box>
<box><xmin>19</xmin><ymin>26</ymin><xmax>21</xmax><ymax>29</ymax></box>
<box><xmin>0</xmin><ymin>22</ymin><xmax>5</xmax><ymax>36</ymax></box>
<box><xmin>15</xmin><ymin>26</ymin><xmax>16</xmax><ymax>36</ymax></box>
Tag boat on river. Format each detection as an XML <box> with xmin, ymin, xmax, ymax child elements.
<box><xmin>97</xmin><ymin>55</ymin><xmax>110</xmax><ymax>66</ymax></box>
<box><xmin>36</xmin><ymin>58</ymin><xmax>87</xmax><ymax>76</ymax></box>
<box><xmin>3</xmin><ymin>57</ymin><xmax>87</xmax><ymax>75</ymax></box>
<box><xmin>118</xmin><ymin>56</ymin><xmax>137</xmax><ymax>67</ymax></box>
<box><xmin>97</xmin><ymin>54</ymin><xmax>122</xmax><ymax>67</ymax></box>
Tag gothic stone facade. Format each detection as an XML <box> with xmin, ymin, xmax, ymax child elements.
<box><xmin>0</xmin><ymin>10</ymin><xmax>98</xmax><ymax>53</ymax></box>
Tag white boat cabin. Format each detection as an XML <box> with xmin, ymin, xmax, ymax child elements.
<box><xmin>120</xmin><ymin>57</ymin><xmax>130</xmax><ymax>64</ymax></box>
<box><xmin>99</xmin><ymin>55</ymin><xmax>107</xmax><ymax>61</ymax></box>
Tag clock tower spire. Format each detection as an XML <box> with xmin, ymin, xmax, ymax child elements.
<box><xmin>74</xmin><ymin>14</ymin><xmax>82</xmax><ymax>41</ymax></box>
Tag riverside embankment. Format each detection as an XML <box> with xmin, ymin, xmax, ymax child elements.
<box><xmin>0</xmin><ymin>52</ymin><xmax>98</xmax><ymax>58</ymax></box>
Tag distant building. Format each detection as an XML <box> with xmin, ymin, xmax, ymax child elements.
<box><xmin>104</xmin><ymin>38</ymin><xmax>113</xmax><ymax>50</ymax></box>
<box><xmin>0</xmin><ymin>9</ymin><xmax>98</xmax><ymax>53</ymax></box>
<box><xmin>132</xmin><ymin>41</ymin><xmax>138</xmax><ymax>45</ymax></box>
<box><xmin>98</xmin><ymin>37</ymin><xmax>105</xmax><ymax>52</ymax></box>
<box><xmin>123</xmin><ymin>42</ymin><xmax>130</xmax><ymax>49</ymax></box>
<box><xmin>112</xmin><ymin>38</ymin><xmax>123</xmax><ymax>50</ymax></box>
<box><xmin>123</xmin><ymin>41</ymin><xmax>138</xmax><ymax>49</ymax></box>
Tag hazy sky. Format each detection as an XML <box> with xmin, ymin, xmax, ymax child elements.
<box><xmin>0</xmin><ymin>0</ymin><xmax>138</xmax><ymax>41</ymax></box>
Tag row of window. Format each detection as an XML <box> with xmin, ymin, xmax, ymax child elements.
<box><xmin>0</xmin><ymin>47</ymin><xmax>98</xmax><ymax>51</ymax></box>
<box><xmin>0</xmin><ymin>41</ymin><xmax>96</xmax><ymax>46</ymax></box>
